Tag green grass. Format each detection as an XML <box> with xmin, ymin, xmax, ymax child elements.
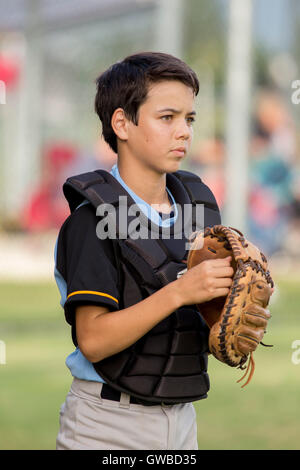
<box><xmin>0</xmin><ymin>277</ymin><xmax>299</xmax><ymax>449</ymax></box>
<box><xmin>0</xmin><ymin>282</ymin><xmax>73</xmax><ymax>450</ymax></box>
<box><xmin>195</xmin><ymin>277</ymin><xmax>300</xmax><ymax>450</ymax></box>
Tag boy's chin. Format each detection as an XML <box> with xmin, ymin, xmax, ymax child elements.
<box><xmin>151</xmin><ymin>158</ymin><xmax>183</xmax><ymax>175</ymax></box>
<box><xmin>164</xmin><ymin>160</ymin><xmax>183</xmax><ymax>173</ymax></box>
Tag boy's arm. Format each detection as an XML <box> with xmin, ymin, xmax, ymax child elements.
<box><xmin>76</xmin><ymin>257</ymin><xmax>233</xmax><ymax>363</ymax></box>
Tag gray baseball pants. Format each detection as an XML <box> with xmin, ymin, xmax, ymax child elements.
<box><xmin>56</xmin><ymin>377</ymin><xmax>198</xmax><ymax>450</ymax></box>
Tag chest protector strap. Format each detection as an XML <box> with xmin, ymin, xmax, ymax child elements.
<box><xmin>63</xmin><ymin>169</ymin><xmax>221</xmax><ymax>404</ymax></box>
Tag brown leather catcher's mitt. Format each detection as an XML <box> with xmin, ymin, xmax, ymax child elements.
<box><xmin>187</xmin><ymin>225</ymin><xmax>274</xmax><ymax>387</ymax></box>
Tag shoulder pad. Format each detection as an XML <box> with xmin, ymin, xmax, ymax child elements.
<box><xmin>173</xmin><ymin>169</ymin><xmax>220</xmax><ymax>211</ymax></box>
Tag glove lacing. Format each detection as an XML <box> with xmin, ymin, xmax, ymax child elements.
<box><xmin>237</xmin><ymin>352</ymin><xmax>255</xmax><ymax>388</ymax></box>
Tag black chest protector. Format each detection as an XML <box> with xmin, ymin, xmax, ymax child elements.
<box><xmin>63</xmin><ymin>168</ymin><xmax>221</xmax><ymax>404</ymax></box>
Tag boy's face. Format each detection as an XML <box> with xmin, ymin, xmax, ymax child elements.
<box><xmin>125</xmin><ymin>80</ymin><xmax>196</xmax><ymax>174</ymax></box>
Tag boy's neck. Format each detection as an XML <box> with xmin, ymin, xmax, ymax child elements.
<box><xmin>117</xmin><ymin>160</ymin><xmax>172</xmax><ymax>213</ymax></box>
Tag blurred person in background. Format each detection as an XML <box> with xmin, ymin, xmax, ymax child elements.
<box><xmin>21</xmin><ymin>138</ymin><xmax>116</xmax><ymax>233</ymax></box>
<box><xmin>63</xmin><ymin>137</ymin><xmax>117</xmax><ymax>177</ymax></box>
<box><xmin>187</xmin><ymin>136</ymin><xmax>225</xmax><ymax>210</ymax></box>
<box><xmin>251</xmin><ymin>90</ymin><xmax>300</xmax><ymax>259</ymax></box>
<box><xmin>255</xmin><ymin>90</ymin><xmax>296</xmax><ymax>165</ymax></box>
<box><xmin>284</xmin><ymin>166</ymin><xmax>300</xmax><ymax>259</ymax></box>
<box><xmin>22</xmin><ymin>143</ymin><xmax>77</xmax><ymax>232</ymax></box>
<box><xmin>186</xmin><ymin>88</ymin><xmax>297</xmax><ymax>258</ymax></box>
<box><xmin>248</xmin><ymin>114</ymin><xmax>294</xmax><ymax>257</ymax></box>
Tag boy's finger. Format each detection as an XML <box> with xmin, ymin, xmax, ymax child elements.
<box><xmin>213</xmin><ymin>267</ymin><xmax>234</xmax><ymax>278</ymax></box>
<box><xmin>209</xmin><ymin>256</ymin><xmax>232</xmax><ymax>266</ymax></box>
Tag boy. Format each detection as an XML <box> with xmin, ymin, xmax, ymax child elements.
<box><xmin>54</xmin><ymin>52</ymin><xmax>233</xmax><ymax>450</ymax></box>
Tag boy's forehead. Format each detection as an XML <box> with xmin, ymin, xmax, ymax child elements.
<box><xmin>145</xmin><ymin>80</ymin><xmax>195</xmax><ymax>109</ymax></box>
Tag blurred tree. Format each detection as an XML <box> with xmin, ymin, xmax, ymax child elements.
<box><xmin>183</xmin><ymin>0</ymin><xmax>226</xmax><ymax>90</ymax></box>
<box><xmin>290</xmin><ymin>0</ymin><xmax>300</xmax><ymax>133</ymax></box>
<box><xmin>290</xmin><ymin>0</ymin><xmax>300</xmax><ymax>65</ymax></box>
<box><xmin>184</xmin><ymin>0</ymin><xmax>277</xmax><ymax>90</ymax></box>
<box><xmin>252</xmin><ymin>45</ymin><xmax>273</xmax><ymax>88</ymax></box>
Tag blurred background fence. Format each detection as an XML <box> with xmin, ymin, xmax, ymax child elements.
<box><xmin>0</xmin><ymin>0</ymin><xmax>299</xmax><ymax>450</ymax></box>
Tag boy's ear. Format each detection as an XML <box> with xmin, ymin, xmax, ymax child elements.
<box><xmin>111</xmin><ymin>108</ymin><xmax>129</xmax><ymax>142</ymax></box>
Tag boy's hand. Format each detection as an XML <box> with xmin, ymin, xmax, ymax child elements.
<box><xmin>174</xmin><ymin>256</ymin><xmax>234</xmax><ymax>306</ymax></box>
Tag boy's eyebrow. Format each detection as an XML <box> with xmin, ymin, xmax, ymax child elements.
<box><xmin>157</xmin><ymin>107</ymin><xmax>196</xmax><ymax>115</ymax></box>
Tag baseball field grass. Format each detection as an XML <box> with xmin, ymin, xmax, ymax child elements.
<box><xmin>0</xmin><ymin>275</ymin><xmax>299</xmax><ymax>450</ymax></box>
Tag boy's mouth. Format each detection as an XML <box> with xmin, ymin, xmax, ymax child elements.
<box><xmin>171</xmin><ymin>147</ymin><xmax>186</xmax><ymax>157</ymax></box>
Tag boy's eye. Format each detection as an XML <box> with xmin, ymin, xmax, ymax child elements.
<box><xmin>186</xmin><ymin>116</ymin><xmax>195</xmax><ymax>125</ymax></box>
<box><xmin>160</xmin><ymin>115</ymin><xmax>195</xmax><ymax>124</ymax></box>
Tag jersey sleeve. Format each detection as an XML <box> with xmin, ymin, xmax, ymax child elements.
<box><xmin>55</xmin><ymin>202</ymin><xmax>120</xmax><ymax>326</ymax></box>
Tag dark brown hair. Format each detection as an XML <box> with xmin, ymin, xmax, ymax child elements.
<box><xmin>94</xmin><ymin>52</ymin><xmax>199</xmax><ymax>153</ymax></box>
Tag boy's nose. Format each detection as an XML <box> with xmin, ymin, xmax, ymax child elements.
<box><xmin>175</xmin><ymin>120</ymin><xmax>192</xmax><ymax>140</ymax></box>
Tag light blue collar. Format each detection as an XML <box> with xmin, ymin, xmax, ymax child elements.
<box><xmin>110</xmin><ymin>164</ymin><xmax>177</xmax><ymax>227</ymax></box>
